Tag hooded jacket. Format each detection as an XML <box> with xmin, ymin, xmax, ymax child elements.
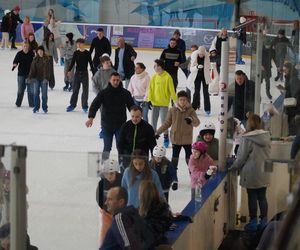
<box><xmin>88</xmin><ymin>83</ymin><xmax>134</xmax><ymax>130</ymax></box>
<box><xmin>229</xmin><ymin>129</ymin><xmax>271</xmax><ymax>189</ymax></box>
<box><xmin>28</xmin><ymin>55</ymin><xmax>50</xmax><ymax>81</ymax></box>
<box><xmin>92</xmin><ymin>67</ymin><xmax>116</xmax><ymax>94</ymax></box>
<box><xmin>127</xmin><ymin>71</ymin><xmax>150</xmax><ymax>101</ymax></box>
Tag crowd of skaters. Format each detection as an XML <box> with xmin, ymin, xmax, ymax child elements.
<box><xmin>1</xmin><ymin>5</ymin><xmax>300</xmax><ymax>249</ymax></box>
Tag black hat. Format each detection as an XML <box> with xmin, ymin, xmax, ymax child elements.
<box><xmin>66</xmin><ymin>32</ymin><xmax>74</xmax><ymax>41</ymax></box>
<box><xmin>37</xmin><ymin>45</ymin><xmax>45</xmax><ymax>52</ymax></box>
<box><xmin>97</xmin><ymin>28</ymin><xmax>104</xmax><ymax>32</ymax></box>
<box><xmin>0</xmin><ymin>224</ymin><xmax>10</xmax><ymax>239</ymax></box>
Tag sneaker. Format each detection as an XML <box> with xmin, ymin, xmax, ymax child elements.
<box><xmin>205</xmin><ymin>111</ymin><xmax>211</xmax><ymax>117</ymax></box>
<box><xmin>63</xmin><ymin>85</ymin><xmax>69</xmax><ymax>91</ymax></box>
<box><xmin>11</xmin><ymin>46</ymin><xmax>18</xmax><ymax>50</ymax></box>
<box><xmin>244</xmin><ymin>218</ymin><xmax>257</xmax><ymax>232</ymax></box>
<box><xmin>257</xmin><ymin>217</ymin><xmax>268</xmax><ymax>231</ymax></box>
<box><xmin>163</xmin><ymin>134</ymin><xmax>169</xmax><ymax>148</ymax></box>
<box><xmin>68</xmin><ymin>86</ymin><xmax>73</xmax><ymax>92</ymax></box>
<box><xmin>82</xmin><ymin>107</ymin><xmax>88</xmax><ymax>113</ymax></box>
<box><xmin>43</xmin><ymin>109</ymin><xmax>48</xmax><ymax>113</ymax></box>
<box><xmin>99</xmin><ymin>129</ymin><xmax>104</xmax><ymax>139</ymax></box>
<box><xmin>66</xmin><ymin>105</ymin><xmax>75</xmax><ymax>112</ymax></box>
<box><xmin>33</xmin><ymin>108</ymin><xmax>39</xmax><ymax>113</ymax></box>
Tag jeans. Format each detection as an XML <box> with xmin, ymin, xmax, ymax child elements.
<box><xmin>236</xmin><ymin>38</ymin><xmax>243</xmax><ymax>61</ymax></box>
<box><xmin>247</xmin><ymin>187</ymin><xmax>268</xmax><ymax>220</ymax></box>
<box><xmin>133</xmin><ymin>98</ymin><xmax>149</xmax><ymax>122</ymax></box>
<box><xmin>192</xmin><ymin>73</ymin><xmax>210</xmax><ymax>112</ymax></box>
<box><xmin>16</xmin><ymin>76</ymin><xmax>34</xmax><ymax>107</ymax></box>
<box><xmin>70</xmin><ymin>71</ymin><xmax>89</xmax><ymax>108</ymax></box>
<box><xmin>33</xmin><ymin>80</ymin><xmax>48</xmax><ymax>111</ymax></box>
<box><xmin>171</xmin><ymin>144</ymin><xmax>192</xmax><ymax>171</ymax></box>
<box><xmin>151</xmin><ymin>106</ymin><xmax>169</xmax><ymax>135</ymax></box>
<box><xmin>102</xmin><ymin>126</ymin><xmax>121</xmax><ymax>159</ymax></box>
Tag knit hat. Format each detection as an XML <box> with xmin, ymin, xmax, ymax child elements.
<box><xmin>198</xmin><ymin>46</ymin><xmax>206</xmax><ymax>56</ymax></box>
<box><xmin>240</xmin><ymin>16</ymin><xmax>246</xmax><ymax>24</ymax></box>
<box><xmin>4</xmin><ymin>9</ymin><xmax>10</xmax><ymax>15</ymax></box>
<box><xmin>66</xmin><ymin>32</ymin><xmax>74</xmax><ymax>41</ymax></box>
<box><xmin>14</xmin><ymin>5</ymin><xmax>21</xmax><ymax>12</ymax></box>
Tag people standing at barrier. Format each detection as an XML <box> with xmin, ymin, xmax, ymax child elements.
<box><xmin>188</xmin><ymin>141</ymin><xmax>216</xmax><ymax>199</ymax></box>
<box><xmin>149</xmin><ymin>146</ymin><xmax>177</xmax><ymax>202</ymax></box>
<box><xmin>172</xmin><ymin>29</ymin><xmax>188</xmax><ymax>77</ymax></box>
<box><xmin>12</xmin><ymin>42</ymin><xmax>35</xmax><ymax>108</ymax></box>
<box><xmin>86</xmin><ymin>72</ymin><xmax>134</xmax><ymax>160</ymax></box>
<box><xmin>96</xmin><ymin>158</ymin><xmax>122</xmax><ymax>248</ymax></box>
<box><xmin>121</xmin><ymin>149</ymin><xmax>164</xmax><ymax>208</ymax></box>
<box><xmin>234</xmin><ymin>17</ymin><xmax>247</xmax><ymax>65</ymax></box>
<box><xmin>89</xmin><ymin>28</ymin><xmax>112</xmax><ymax>69</ymax></box>
<box><xmin>228</xmin><ymin>70</ymin><xmax>255</xmax><ymax>123</ymax></box>
<box><xmin>262</xmin><ymin>29</ymin><xmax>273</xmax><ymax>100</ymax></box>
<box><xmin>27</xmin><ymin>33</ymin><xmax>38</xmax><ymax>54</ymax></box>
<box><xmin>27</xmin><ymin>45</ymin><xmax>50</xmax><ymax>113</ymax></box>
<box><xmin>233</xmin><ymin>118</ymin><xmax>246</xmax><ymax>155</ymax></box>
<box><xmin>114</xmin><ymin>37</ymin><xmax>137</xmax><ymax>89</ymax></box>
<box><xmin>8</xmin><ymin>5</ymin><xmax>23</xmax><ymax>50</ymax></box>
<box><xmin>61</xmin><ymin>32</ymin><xmax>76</xmax><ymax>92</ymax></box>
<box><xmin>21</xmin><ymin>16</ymin><xmax>34</xmax><ymax>41</ymax></box>
<box><xmin>196</xmin><ymin>120</ymin><xmax>219</xmax><ymax>163</ymax></box>
<box><xmin>187</xmin><ymin>46</ymin><xmax>211</xmax><ymax>116</ymax></box>
<box><xmin>210</xmin><ymin>28</ymin><xmax>228</xmax><ymax>62</ymax></box>
<box><xmin>1</xmin><ymin>10</ymin><xmax>11</xmax><ymax>49</ymax></box>
<box><xmin>148</xmin><ymin>59</ymin><xmax>177</xmax><ymax>148</ymax></box>
<box><xmin>66</xmin><ymin>38</ymin><xmax>95</xmax><ymax>113</ymax></box>
<box><xmin>117</xmin><ymin>105</ymin><xmax>156</xmax><ymax>171</ymax></box>
<box><xmin>160</xmin><ymin>38</ymin><xmax>183</xmax><ymax>91</ymax></box>
<box><xmin>138</xmin><ymin>180</ymin><xmax>173</xmax><ymax>248</ymax></box>
<box><xmin>127</xmin><ymin>62</ymin><xmax>151</xmax><ymax>122</ymax></box>
<box><xmin>228</xmin><ymin>113</ymin><xmax>271</xmax><ymax>232</ymax></box>
<box><xmin>156</xmin><ymin>90</ymin><xmax>200</xmax><ymax>180</ymax></box>
<box><xmin>42</xmin><ymin>32</ymin><xmax>58</xmax><ymax>90</ymax></box>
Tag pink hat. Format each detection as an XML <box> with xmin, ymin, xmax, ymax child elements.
<box><xmin>14</xmin><ymin>5</ymin><xmax>21</xmax><ymax>12</ymax></box>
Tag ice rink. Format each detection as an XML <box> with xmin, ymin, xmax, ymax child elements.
<box><xmin>0</xmin><ymin>47</ymin><xmax>281</xmax><ymax>249</ymax></box>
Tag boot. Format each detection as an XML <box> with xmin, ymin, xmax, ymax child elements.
<box><xmin>266</xmin><ymin>91</ymin><xmax>272</xmax><ymax>100</ymax></box>
<box><xmin>244</xmin><ymin>218</ymin><xmax>257</xmax><ymax>232</ymax></box>
<box><xmin>68</xmin><ymin>83</ymin><xmax>73</xmax><ymax>92</ymax></box>
<box><xmin>274</xmin><ymin>71</ymin><xmax>280</xmax><ymax>81</ymax></box>
<box><xmin>257</xmin><ymin>217</ymin><xmax>268</xmax><ymax>231</ymax></box>
<box><xmin>163</xmin><ymin>134</ymin><xmax>169</xmax><ymax>148</ymax></box>
<box><xmin>63</xmin><ymin>83</ymin><xmax>69</xmax><ymax>91</ymax></box>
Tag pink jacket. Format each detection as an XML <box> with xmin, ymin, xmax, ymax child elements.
<box><xmin>188</xmin><ymin>154</ymin><xmax>214</xmax><ymax>188</ymax></box>
<box><xmin>21</xmin><ymin>23</ymin><xmax>34</xmax><ymax>41</ymax></box>
<box><xmin>127</xmin><ymin>71</ymin><xmax>150</xmax><ymax>101</ymax></box>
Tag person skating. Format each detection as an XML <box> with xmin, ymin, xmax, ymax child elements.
<box><xmin>1</xmin><ymin>10</ymin><xmax>11</xmax><ymax>50</ymax></box>
<box><xmin>8</xmin><ymin>5</ymin><xmax>23</xmax><ymax>49</ymax></box>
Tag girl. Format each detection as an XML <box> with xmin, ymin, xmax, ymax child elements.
<box><xmin>229</xmin><ymin>113</ymin><xmax>271</xmax><ymax>231</ymax></box>
<box><xmin>139</xmin><ymin>180</ymin><xmax>172</xmax><ymax>248</ymax></box>
<box><xmin>42</xmin><ymin>32</ymin><xmax>58</xmax><ymax>89</ymax></box>
<box><xmin>61</xmin><ymin>32</ymin><xmax>76</xmax><ymax>91</ymax></box>
<box><xmin>121</xmin><ymin>149</ymin><xmax>164</xmax><ymax>208</ymax></box>
<box><xmin>188</xmin><ymin>141</ymin><xmax>216</xmax><ymax>198</ymax></box>
<box><xmin>27</xmin><ymin>32</ymin><xmax>38</xmax><ymax>54</ymax></box>
<box><xmin>20</xmin><ymin>16</ymin><xmax>34</xmax><ymax>41</ymax></box>
<box><xmin>27</xmin><ymin>46</ymin><xmax>50</xmax><ymax>113</ymax></box>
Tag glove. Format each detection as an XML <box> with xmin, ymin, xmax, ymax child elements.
<box><xmin>206</xmin><ymin>165</ymin><xmax>217</xmax><ymax>176</ymax></box>
<box><xmin>184</xmin><ymin>117</ymin><xmax>192</xmax><ymax>125</ymax></box>
<box><xmin>171</xmin><ymin>182</ymin><xmax>178</xmax><ymax>191</ymax></box>
<box><xmin>155</xmin><ymin>134</ymin><xmax>160</xmax><ymax>140</ymax></box>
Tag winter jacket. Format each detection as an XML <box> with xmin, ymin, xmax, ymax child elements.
<box><xmin>148</xmin><ymin>71</ymin><xmax>177</xmax><ymax>106</ymax></box>
<box><xmin>176</xmin><ymin>38</ymin><xmax>187</xmax><ymax>61</ymax></box>
<box><xmin>114</xmin><ymin>43</ymin><xmax>137</xmax><ymax>79</ymax></box>
<box><xmin>150</xmin><ymin>158</ymin><xmax>177</xmax><ymax>192</ymax></box>
<box><xmin>89</xmin><ymin>36</ymin><xmax>112</xmax><ymax>64</ymax></box>
<box><xmin>28</xmin><ymin>55</ymin><xmax>50</xmax><ymax>81</ymax></box>
<box><xmin>271</xmin><ymin>36</ymin><xmax>292</xmax><ymax>63</ymax></box>
<box><xmin>28</xmin><ymin>39</ymin><xmax>38</xmax><ymax>53</ymax></box>
<box><xmin>160</xmin><ymin>46</ymin><xmax>183</xmax><ymax>75</ymax></box>
<box><xmin>100</xmin><ymin>205</ymin><xmax>155</xmax><ymax>250</ymax></box>
<box><xmin>121</xmin><ymin>168</ymin><xmax>164</xmax><ymax>208</ymax></box>
<box><xmin>196</xmin><ymin>137</ymin><xmax>219</xmax><ymax>161</ymax></box>
<box><xmin>210</xmin><ymin>34</ymin><xmax>228</xmax><ymax>55</ymax></box>
<box><xmin>127</xmin><ymin>71</ymin><xmax>150</xmax><ymax>101</ymax></box>
<box><xmin>88</xmin><ymin>83</ymin><xmax>134</xmax><ymax>130</ymax></box>
<box><xmin>60</xmin><ymin>41</ymin><xmax>77</xmax><ymax>60</ymax></box>
<box><xmin>229</xmin><ymin>129</ymin><xmax>271</xmax><ymax>189</ymax></box>
<box><xmin>1</xmin><ymin>14</ymin><xmax>11</xmax><ymax>32</ymax></box>
<box><xmin>118</xmin><ymin>119</ymin><xmax>156</xmax><ymax>162</ymax></box>
<box><xmin>21</xmin><ymin>23</ymin><xmax>34</xmax><ymax>41</ymax></box>
<box><xmin>96</xmin><ymin>173</ymin><xmax>122</xmax><ymax>209</ymax></box>
<box><xmin>236</xmin><ymin>27</ymin><xmax>247</xmax><ymax>44</ymax></box>
<box><xmin>156</xmin><ymin>103</ymin><xmax>200</xmax><ymax>145</ymax></box>
<box><xmin>42</xmin><ymin>40</ymin><xmax>58</xmax><ymax>62</ymax></box>
<box><xmin>188</xmin><ymin>153</ymin><xmax>214</xmax><ymax>188</ymax></box>
<box><xmin>9</xmin><ymin>11</ymin><xmax>23</xmax><ymax>31</ymax></box>
<box><xmin>92</xmin><ymin>67</ymin><xmax>116</xmax><ymax>94</ymax></box>
<box><xmin>13</xmin><ymin>50</ymin><xmax>35</xmax><ymax>77</ymax></box>
<box><xmin>187</xmin><ymin>49</ymin><xmax>210</xmax><ymax>89</ymax></box>
<box><xmin>48</xmin><ymin>18</ymin><xmax>60</xmax><ymax>40</ymax></box>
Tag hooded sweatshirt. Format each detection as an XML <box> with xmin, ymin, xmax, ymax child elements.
<box><xmin>230</xmin><ymin>129</ymin><xmax>271</xmax><ymax>189</ymax></box>
<box><xmin>127</xmin><ymin>71</ymin><xmax>150</xmax><ymax>101</ymax></box>
<box><xmin>92</xmin><ymin>67</ymin><xmax>116</xmax><ymax>94</ymax></box>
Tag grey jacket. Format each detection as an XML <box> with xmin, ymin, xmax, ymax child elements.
<box><xmin>61</xmin><ymin>41</ymin><xmax>76</xmax><ymax>61</ymax></box>
<box><xmin>230</xmin><ymin>129</ymin><xmax>271</xmax><ymax>189</ymax></box>
<box><xmin>42</xmin><ymin>41</ymin><xmax>58</xmax><ymax>62</ymax></box>
<box><xmin>92</xmin><ymin>67</ymin><xmax>115</xmax><ymax>94</ymax></box>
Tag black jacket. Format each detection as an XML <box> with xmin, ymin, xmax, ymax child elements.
<box><xmin>114</xmin><ymin>43</ymin><xmax>137</xmax><ymax>79</ymax></box>
<box><xmin>89</xmin><ymin>36</ymin><xmax>111</xmax><ymax>64</ymax></box>
<box><xmin>9</xmin><ymin>11</ymin><xmax>23</xmax><ymax>31</ymax></box>
<box><xmin>88</xmin><ymin>83</ymin><xmax>134</xmax><ymax>130</ymax></box>
<box><xmin>1</xmin><ymin>14</ymin><xmax>10</xmax><ymax>32</ymax></box>
<box><xmin>13</xmin><ymin>50</ymin><xmax>35</xmax><ymax>77</ymax></box>
<box><xmin>160</xmin><ymin>46</ymin><xmax>183</xmax><ymax>74</ymax></box>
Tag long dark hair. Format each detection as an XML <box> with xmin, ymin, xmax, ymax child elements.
<box><xmin>129</xmin><ymin>149</ymin><xmax>152</xmax><ymax>186</ymax></box>
<box><xmin>44</xmin><ymin>32</ymin><xmax>54</xmax><ymax>50</ymax></box>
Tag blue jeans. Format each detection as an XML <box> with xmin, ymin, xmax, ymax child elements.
<box><xmin>247</xmin><ymin>187</ymin><xmax>268</xmax><ymax>220</ymax></box>
<box><xmin>102</xmin><ymin>126</ymin><xmax>121</xmax><ymax>159</ymax></box>
<box><xmin>133</xmin><ymin>99</ymin><xmax>149</xmax><ymax>122</ymax></box>
<box><xmin>33</xmin><ymin>80</ymin><xmax>48</xmax><ymax>111</ymax></box>
<box><xmin>16</xmin><ymin>76</ymin><xmax>34</xmax><ymax>107</ymax></box>
<box><xmin>236</xmin><ymin>39</ymin><xmax>243</xmax><ymax>61</ymax></box>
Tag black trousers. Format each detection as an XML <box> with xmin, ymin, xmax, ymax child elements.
<box><xmin>70</xmin><ymin>71</ymin><xmax>89</xmax><ymax>108</ymax></box>
<box><xmin>171</xmin><ymin>144</ymin><xmax>192</xmax><ymax>171</ymax></box>
<box><xmin>247</xmin><ymin>187</ymin><xmax>268</xmax><ymax>220</ymax></box>
<box><xmin>9</xmin><ymin>30</ymin><xmax>16</xmax><ymax>47</ymax></box>
<box><xmin>192</xmin><ymin>73</ymin><xmax>210</xmax><ymax>112</ymax></box>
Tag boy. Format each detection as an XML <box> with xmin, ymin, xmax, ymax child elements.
<box><xmin>156</xmin><ymin>90</ymin><xmax>200</xmax><ymax>180</ymax></box>
<box><xmin>66</xmin><ymin>38</ymin><xmax>95</xmax><ymax>113</ymax></box>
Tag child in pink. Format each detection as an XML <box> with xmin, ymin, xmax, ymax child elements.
<box><xmin>21</xmin><ymin>16</ymin><xmax>34</xmax><ymax>41</ymax></box>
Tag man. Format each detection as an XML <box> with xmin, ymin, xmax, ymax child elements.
<box><xmin>148</xmin><ymin>59</ymin><xmax>177</xmax><ymax>148</ymax></box>
<box><xmin>228</xmin><ymin>70</ymin><xmax>255</xmax><ymax>123</ymax></box>
<box><xmin>118</xmin><ymin>105</ymin><xmax>156</xmax><ymax>170</ymax></box>
<box><xmin>12</xmin><ymin>42</ymin><xmax>35</xmax><ymax>107</ymax></box>
<box><xmin>114</xmin><ymin>37</ymin><xmax>137</xmax><ymax>88</ymax></box>
<box><xmin>8</xmin><ymin>5</ymin><xmax>23</xmax><ymax>49</ymax></box>
<box><xmin>173</xmin><ymin>29</ymin><xmax>188</xmax><ymax>77</ymax></box>
<box><xmin>89</xmin><ymin>28</ymin><xmax>112</xmax><ymax>69</ymax></box>
<box><xmin>100</xmin><ymin>187</ymin><xmax>154</xmax><ymax>250</ymax></box>
<box><xmin>160</xmin><ymin>38</ymin><xmax>183</xmax><ymax>91</ymax></box>
<box><xmin>86</xmin><ymin>72</ymin><xmax>134</xmax><ymax>160</ymax></box>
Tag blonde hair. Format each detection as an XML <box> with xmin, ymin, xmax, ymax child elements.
<box><xmin>139</xmin><ymin>180</ymin><xmax>160</xmax><ymax>217</ymax></box>
<box><xmin>24</xmin><ymin>16</ymin><xmax>30</xmax><ymax>23</ymax></box>
<box><xmin>246</xmin><ymin>112</ymin><xmax>262</xmax><ymax>132</ymax></box>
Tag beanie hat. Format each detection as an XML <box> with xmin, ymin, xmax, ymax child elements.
<box><xmin>14</xmin><ymin>5</ymin><xmax>21</xmax><ymax>12</ymax></box>
<box><xmin>240</xmin><ymin>16</ymin><xmax>246</xmax><ymax>24</ymax></box>
<box><xmin>66</xmin><ymin>32</ymin><xmax>74</xmax><ymax>41</ymax></box>
<box><xmin>4</xmin><ymin>9</ymin><xmax>10</xmax><ymax>15</ymax></box>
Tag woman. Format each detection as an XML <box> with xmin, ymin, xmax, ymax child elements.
<box><xmin>27</xmin><ymin>32</ymin><xmax>38</xmax><ymax>54</ymax></box>
<box><xmin>20</xmin><ymin>16</ymin><xmax>34</xmax><ymax>41</ymax></box>
<box><xmin>27</xmin><ymin>46</ymin><xmax>50</xmax><ymax>113</ymax></box>
<box><xmin>139</xmin><ymin>180</ymin><xmax>172</xmax><ymax>247</ymax></box>
<box><xmin>42</xmin><ymin>32</ymin><xmax>58</xmax><ymax>89</ymax></box>
<box><xmin>229</xmin><ymin>113</ymin><xmax>271</xmax><ymax>232</ymax></box>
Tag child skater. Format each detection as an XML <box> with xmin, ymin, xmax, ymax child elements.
<box><xmin>96</xmin><ymin>158</ymin><xmax>122</xmax><ymax>248</ymax></box>
<box><xmin>188</xmin><ymin>141</ymin><xmax>217</xmax><ymax>198</ymax></box>
<box><xmin>149</xmin><ymin>145</ymin><xmax>177</xmax><ymax>202</ymax></box>
<box><xmin>121</xmin><ymin>149</ymin><xmax>164</xmax><ymax>208</ymax></box>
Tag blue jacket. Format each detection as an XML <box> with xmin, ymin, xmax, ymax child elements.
<box><xmin>121</xmin><ymin>168</ymin><xmax>164</xmax><ymax>208</ymax></box>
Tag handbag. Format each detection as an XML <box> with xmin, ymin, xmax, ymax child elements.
<box><xmin>283</xmin><ymin>97</ymin><xmax>297</xmax><ymax>107</ymax></box>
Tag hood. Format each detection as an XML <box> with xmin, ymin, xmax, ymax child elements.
<box><xmin>243</xmin><ymin>129</ymin><xmax>270</xmax><ymax>147</ymax></box>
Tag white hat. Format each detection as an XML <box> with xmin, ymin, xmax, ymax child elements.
<box><xmin>240</xmin><ymin>16</ymin><xmax>247</xmax><ymax>24</ymax></box>
<box><xmin>198</xmin><ymin>46</ymin><xmax>207</xmax><ymax>56</ymax></box>
<box><xmin>153</xmin><ymin>146</ymin><xmax>166</xmax><ymax>158</ymax></box>
<box><xmin>101</xmin><ymin>158</ymin><xmax>119</xmax><ymax>174</ymax></box>
<box><xmin>4</xmin><ymin>9</ymin><xmax>10</xmax><ymax>15</ymax></box>
<box><xmin>199</xmin><ymin>120</ymin><xmax>216</xmax><ymax>136</ymax></box>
